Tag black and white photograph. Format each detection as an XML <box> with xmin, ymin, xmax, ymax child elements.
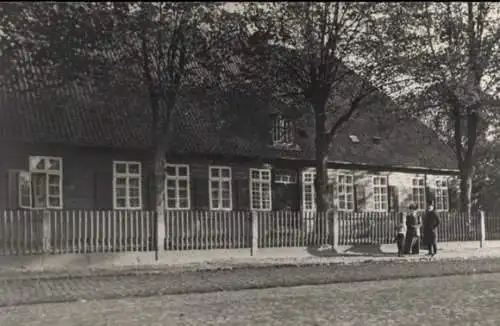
<box><xmin>0</xmin><ymin>2</ymin><xmax>500</xmax><ymax>325</ymax></box>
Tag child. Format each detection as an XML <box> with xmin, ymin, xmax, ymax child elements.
<box><xmin>394</xmin><ymin>213</ymin><xmax>406</xmax><ymax>257</ymax></box>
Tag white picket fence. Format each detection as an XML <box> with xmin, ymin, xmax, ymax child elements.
<box><xmin>0</xmin><ymin>209</ymin><xmax>495</xmax><ymax>256</ymax></box>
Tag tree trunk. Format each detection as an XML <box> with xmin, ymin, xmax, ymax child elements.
<box><xmin>314</xmin><ymin>106</ymin><xmax>329</xmax><ymax>245</ymax></box>
<box><xmin>149</xmin><ymin>92</ymin><xmax>167</xmax><ymax>260</ymax></box>
<box><xmin>460</xmin><ymin>171</ymin><xmax>473</xmax><ymax>216</ymax></box>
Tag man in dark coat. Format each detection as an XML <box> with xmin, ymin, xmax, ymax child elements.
<box><xmin>423</xmin><ymin>200</ymin><xmax>440</xmax><ymax>256</ymax></box>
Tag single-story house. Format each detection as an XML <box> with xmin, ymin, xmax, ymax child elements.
<box><xmin>0</xmin><ymin>52</ymin><xmax>459</xmax><ymax>215</ymax></box>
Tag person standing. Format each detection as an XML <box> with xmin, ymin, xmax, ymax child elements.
<box><xmin>404</xmin><ymin>204</ymin><xmax>420</xmax><ymax>255</ymax></box>
<box><xmin>394</xmin><ymin>213</ymin><xmax>406</xmax><ymax>257</ymax></box>
<box><xmin>423</xmin><ymin>200</ymin><xmax>440</xmax><ymax>256</ymax></box>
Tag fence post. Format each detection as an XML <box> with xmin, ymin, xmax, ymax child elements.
<box><xmin>156</xmin><ymin>209</ymin><xmax>166</xmax><ymax>260</ymax></box>
<box><xmin>251</xmin><ymin>211</ymin><xmax>258</xmax><ymax>256</ymax></box>
<box><xmin>331</xmin><ymin>211</ymin><xmax>339</xmax><ymax>250</ymax></box>
<box><xmin>42</xmin><ymin>210</ymin><xmax>51</xmax><ymax>253</ymax></box>
<box><xmin>479</xmin><ymin>210</ymin><xmax>486</xmax><ymax>249</ymax></box>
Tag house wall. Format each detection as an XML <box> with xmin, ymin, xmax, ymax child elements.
<box><xmin>0</xmin><ymin>140</ymin><xmax>458</xmax><ymax>212</ymax></box>
<box><xmin>0</xmin><ymin>141</ymin><xmax>151</xmax><ymax>211</ymax></box>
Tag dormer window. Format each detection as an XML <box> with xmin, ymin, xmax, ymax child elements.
<box><xmin>271</xmin><ymin>114</ymin><xmax>295</xmax><ymax>146</ymax></box>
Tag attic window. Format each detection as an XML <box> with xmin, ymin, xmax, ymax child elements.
<box><xmin>271</xmin><ymin>114</ymin><xmax>295</xmax><ymax>146</ymax></box>
<box><xmin>349</xmin><ymin>135</ymin><xmax>360</xmax><ymax>143</ymax></box>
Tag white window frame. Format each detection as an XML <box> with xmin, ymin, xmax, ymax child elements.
<box><xmin>373</xmin><ymin>176</ymin><xmax>388</xmax><ymax>212</ymax></box>
<box><xmin>209</xmin><ymin>166</ymin><xmax>233</xmax><ymax>211</ymax></box>
<box><xmin>411</xmin><ymin>177</ymin><xmax>426</xmax><ymax>211</ymax></box>
<box><xmin>274</xmin><ymin>169</ymin><xmax>297</xmax><ymax>184</ymax></box>
<box><xmin>337</xmin><ymin>173</ymin><xmax>354</xmax><ymax>212</ymax></box>
<box><xmin>434</xmin><ymin>179</ymin><xmax>449</xmax><ymax>212</ymax></box>
<box><xmin>249</xmin><ymin>168</ymin><xmax>272</xmax><ymax>211</ymax></box>
<box><xmin>302</xmin><ymin>170</ymin><xmax>316</xmax><ymax>212</ymax></box>
<box><xmin>18</xmin><ymin>171</ymin><xmax>32</xmax><ymax>209</ymax></box>
<box><xmin>113</xmin><ymin>161</ymin><xmax>142</xmax><ymax>210</ymax></box>
<box><xmin>22</xmin><ymin>156</ymin><xmax>63</xmax><ymax>209</ymax></box>
<box><xmin>165</xmin><ymin>164</ymin><xmax>191</xmax><ymax>210</ymax></box>
<box><xmin>271</xmin><ymin>114</ymin><xmax>294</xmax><ymax>146</ymax></box>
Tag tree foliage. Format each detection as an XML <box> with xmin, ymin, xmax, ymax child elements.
<box><xmin>234</xmin><ymin>2</ymin><xmax>406</xmax><ymax>212</ymax></box>
<box><xmin>387</xmin><ymin>2</ymin><xmax>500</xmax><ymax>214</ymax></box>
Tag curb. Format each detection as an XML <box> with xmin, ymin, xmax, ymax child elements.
<box><xmin>0</xmin><ymin>253</ymin><xmax>496</xmax><ymax>282</ymax></box>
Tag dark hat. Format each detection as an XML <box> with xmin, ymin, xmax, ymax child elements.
<box><xmin>408</xmin><ymin>203</ymin><xmax>417</xmax><ymax>210</ymax></box>
<box><xmin>426</xmin><ymin>200</ymin><xmax>434</xmax><ymax>205</ymax></box>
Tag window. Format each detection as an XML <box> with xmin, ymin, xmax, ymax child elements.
<box><xmin>209</xmin><ymin>166</ymin><xmax>232</xmax><ymax>210</ymax></box>
<box><xmin>18</xmin><ymin>171</ymin><xmax>32</xmax><ymax>209</ymax></box>
<box><xmin>166</xmin><ymin>164</ymin><xmax>190</xmax><ymax>210</ymax></box>
<box><xmin>337</xmin><ymin>174</ymin><xmax>354</xmax><ymax>211</ymax></box>
<box><xmin>250</xmin><ymin>169</ymin><xmax>272</xmax><ymax>211</ymax></box>
<box><xmin>271</xmin><ymin>114</ymin><xmax>294</xmax><ymax>145</ymax></box>
<box><xmin>113</xmin><ymin>161</ymin><xmax>142</xmax><ymax>210</ymax></box>
<box><xmin>274</xmin><ymin>169</ymin><xmax>297</xmax><ymax>184</ymax></box>
<box><xmin>373</xmin><ymin>176</ymin><xmax>388</xmax><ymax>211</ymax></box>
<box><xmin>19</xmin><ymin>156</ymin><xmax>63</xmax><ymax>209</ymax></box>
<box><xmin>411</xmin><ymin>177</ymin><xmax>426</xmax><ymax>210</ymax></box>
<box><xmin>435</xmin><ymin>179</ymin><xmax>449</xmax><ymax>211</ymax></box>
<box><xmin>302</xmin><ymin>171</ymin><xmax>316</xmax><ymax>211</ymax></box>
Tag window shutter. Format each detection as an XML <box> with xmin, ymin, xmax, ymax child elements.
<box><xmin>388</xmin><ymin>185</ymin><xmax>399</xmax><ymax>212</ymax></box>
<box><xmin>95</xmin><ymin>171</ymin><xmax>113</xmax><ymax>209</ymax></box>
<box><xmin>7</xmin><ymin>169</ymin><xmax>20</xmax><ymax>209</ymax></box>
<box><xmin>192</xmin><ymin>176</ymin><xmax>208</xmax><ymax>210</ymax></box>
<box><xmin>236</xmin><ymin>178</ymin><xmax>250</xmax><ymax>210</ymax></box>
<box><xmin>355</xmin><ymin>183</ymin><xmax>366</xmax><ymax>212</ymax></box>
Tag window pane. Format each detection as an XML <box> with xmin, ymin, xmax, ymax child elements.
<box><xmin>212</xmin><ymin>199</ymin><xmax>219</xmax><ymax>209</ymax></box>
<box><xmin>211</xmin><ymin>189</ymin><xmax>219</xmax><ymax>200</ymax></box>
<box><xmin>167</xmin><ymin>199</ymin><xmax>177</xmax><ymax>209</ymax></box>
<box><xmin>179</xmin><ymin>189</ymin><xmax>188</xmax><ymax>199</ymax></box>
<box><xmin>166</xmin><ymin>166</ymin><xmax>176</xmax><ymax>176</ymax></box>
<box><xmin>49</xmin><ymin>186</ymin><xmax>60</xmax><ymax>196</ymax></box>
<box><xmin>166</xmin><ymin>179</ymin><xmax>176</xmax><ymax>189</ymax></box>
<box><xmin>48</xmin><ymin>197</ymin><xmax>60</xmax><ymax>208</ymax></box>
<box><xmin>178</xmin><ymin>180</ymin><xmax>188</xmax><ymax>189</ymax></box>
<box><xmin>251</xmin><ymin>170</ymin><xmax>259</xmax><ymax>179</ymax></box>
<box><xmin>116</xmin><ymin>177</ymin><xmax>127</xmax><ymax>186</ymax></box>
<box><xmin>47</xmin><ymin>159</ymin><xmax>61</xmax><ymax>171</ymax></box>
<box><xmin>116</xmin><ymin>187</ymin><xmax>127</xmax><ymax>197</ymax></box>
<box><xmin>221</xmin><ymin>181</ymin><xmax>230</xmax><ymax>191</ymax></box>
<box><xmin>128</xmin><ymin>163</ymin><xmax>140</xmax><ymax>174</ymax></box>
<box><xmin>222</xmin><ymin>199</ymin><xmax>231</xmax><ymax>209</ymax></box>
<box><xmin>30</xmin><ymin>157</ymin><xmax>45</xmax><ymax>171</ymax></box>
<box><xmin>222</xmin><ymin>189</ymin><xmax>231</xmax><ymax>200</ymax></box>
<box><xmin>129</xmin><ymin>178</ymin><xmax>140</xmax><ymax>188</ymax></box>
<box><xmin>210</xmin><ymin>180</ymin><xmax>219</xmax><ymax>190</ymax></box>
<box><xmin>115</xmin><ymin>163</ymin><xmax>126</xmax><ymax>174</ymax></box>
<box><xmin>116</xmin><ymin>198</ymin><xmax>127</xmax><ymax>208</ymax></box>
<box><xmin>130</xmin><ymin>198</ymin><xmax>141</xmax><ymax>208</ymax></box>
<box><xmin>129</xmin><ymin>187</ymin><xmax>140</xmax><ymax>198</ymax></box>
<box><xmin>211</xmin><ymin>168</ymin><xmax>220</xmax><ymax>178</ymax></box>
<box><xmin>262</xmin><ymin>171</ymin><xmax>271</xmax><ymax>181</ymax></box>
<box><xmin>48</xmin><ymin>174</ymin><xmax>60</xmax><ymax>186</ymax></box>
<box><xmin>179</xmin><ymin>199</ymin><xmax>189</xmax><ymax>209</ymax></box>
<box><xmin>221</xmin><ymin>168</ymin><xmax>230</xmax><ymax>178</ymax></box>
<box><xmin>178</xmin><ymin>166</ymin><xmax>188</xmax><ymax>177</ymax></box>
<box><xmin>167</xmin><ymin>189</ymin><xmax>176</xmax><ymax>199</ymax></box>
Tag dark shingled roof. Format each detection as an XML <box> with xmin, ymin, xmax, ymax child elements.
<box><xmin>0</xmin><ymin>50</ymin><xmax>458</xmax><ymax>172</ymax></box>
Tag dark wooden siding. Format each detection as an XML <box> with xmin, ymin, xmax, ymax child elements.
<box><xmin>0</xmin><ymin>141</ymin><xmax>151</xmax><ymax>210</ymax></box>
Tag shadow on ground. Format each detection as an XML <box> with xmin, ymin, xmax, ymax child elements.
<box><xmin>306</xmin><ymin>244</ymin><xmax>397</xmax><ymax>258</ymax></box>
